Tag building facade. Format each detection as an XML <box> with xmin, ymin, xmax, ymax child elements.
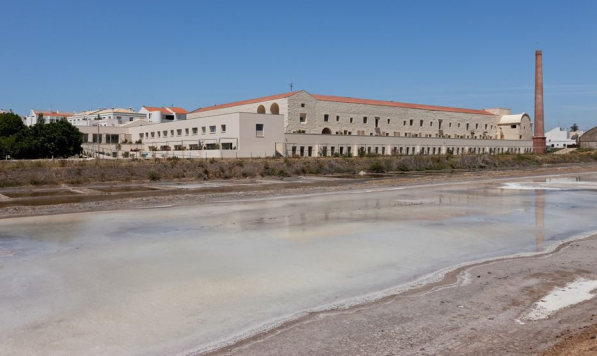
<box><xmin>139</xmin><ymin>106</ymin><xmax>188</xmax><ymax>123</ymax></box>
<box><xmin>545</xmin><ymin>127</ymin><xmax>577</xmax><ymax>148</ymax></box>
<box><xmin>189</xmin><ymin>91</ymin><xmax>532</xmax><ymax>141</ymax></box>
<box><xmin>25</xmin><ymin>109</ymin><xmax>75</xmax><ymax>126</ymax></box>
<box><xmin>68</xmin><ymin>108</ymin><xmax>147</xmax><ymax>126</ymax></box>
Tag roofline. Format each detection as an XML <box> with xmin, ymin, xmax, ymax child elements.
<box><xmin>190</xmin><ymin>90</ymin><xmax>495</xmax><ymax>116</ymax></box>
<box><xmin>191</xmin><ymin>91</ymin><xmax>298</xmax><ymax>113</ymax></box>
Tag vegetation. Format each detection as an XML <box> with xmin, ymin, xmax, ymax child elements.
<box><xmin>1</xmin><ymin>153</ymin><xmax>597</xmax><ymax>187</ymax></box>
<box><xmin>0</xmin><ymin>112</ymin><xmax>83</xmax><ymax>159</ymax></box>
<box><xmin>571</xmin><ymin>123</ymin><xmax>579</xmax><ymax>132</ymax></box>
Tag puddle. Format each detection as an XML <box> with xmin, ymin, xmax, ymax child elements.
<box><xmin>522</xmin><ymin>278</ymin><xmax>597</xmax><ymax>321</ymax></box>
<box><xmin>2</xmin><ymin>190</ymin><xmax>79</xmax><ymax>198</ymax></box>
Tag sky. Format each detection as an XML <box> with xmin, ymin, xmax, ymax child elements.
<box><xmin>1</xmin><ymin>0</ymin><xmax>596</xmax><ymax>130</ymax></box>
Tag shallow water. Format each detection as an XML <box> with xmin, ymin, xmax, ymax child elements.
<box><xmin>1</xmin><ymin>174</ymin><xmax>597</xmax><ymax>356</ymax></box>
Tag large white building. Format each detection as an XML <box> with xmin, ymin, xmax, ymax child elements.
<box><xmin>78</xmin><ymin>91</ymin><xmax>534</xmax><ymax>159</ymax></box>
<box><xmin>190</xmin><ymin>91</ymin><xmax>532</xmax><ymax>141</ymax></box>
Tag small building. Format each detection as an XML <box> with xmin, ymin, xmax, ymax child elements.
<box><xmin>68</xmin><ymin>108</ymin><xmax>146</xmax><ymax>126</ymax></box>
<box><xmin>579</xmin><ymin>126</ymin><xmax>597</xmax><ymax>149</ymax></box>
<box><xmin>139</xmin><ymin>106</ymin><xmax>188</xmax><ymax>123</ymax></box>
<box><xmin>25</xmin><ymin>109</ymin><xmax>75</xmax><ymax>126</ymax></box>
<box><xmin>545</xmin><ymin>127</ymin><xmax>577</xmax><ymax>149</ymax></box>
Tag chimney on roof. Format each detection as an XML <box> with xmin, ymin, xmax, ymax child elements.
<box><xmin>533</xmin><ymin>50</ymin><xmax>547</xmax><ymax>154</ymax></box>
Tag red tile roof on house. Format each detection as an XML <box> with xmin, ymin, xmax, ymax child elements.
<box><xmin>143</xmin><ymin>106</ymin><xmax>171</xmax><ymax>114</ymax></box>
<box><xmin>191</xmin><ymin>91</ymin><xmax>494</xmax><ymax>116</ymax></box>
<box><xmin>191</xmin><ymin>92</ymin><xmax>297</xmax><ymax>113</ymax></box>
<box><xmin>33</xmin><ymin>110</ymin><xmax>73</xmax><ymax>117</ymax></box>
<box><xmin>143</xmin><ymin>106</ymin><xmax>188</xmax><ymax>115</ymax></box>
<box><xmin>311</xmin><ymin>94</ymin><xmax>494</xmax><ymax>115</ymax></box>
<box><xmin>168</xmin><ymin>107</ymin><xmax>188</xmax><ymax>114</ymax></box>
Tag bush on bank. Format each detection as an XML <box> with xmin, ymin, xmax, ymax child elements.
<box><xmin>1</xmin><ymin>152</ymin><xmax>597</xmax><ymax>187</ymax></box>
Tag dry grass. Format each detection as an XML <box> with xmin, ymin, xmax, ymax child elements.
<box><xmin>1</xmin><ymin>153</ymin><xmax>597</xmax><ymax>188</ymax></box>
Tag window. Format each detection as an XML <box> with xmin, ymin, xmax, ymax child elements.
<box><xmin>185</xmin><ymin>128</ymin><xmax>189</xmax><ymax>135</ymax></box>
<box><xmin>221</xmin><ymin>124</ymin><xmax>226</xmax><ymax>133</ymax></box>
<box><xmin>192</xmin><ymin>127</ymin><xmax>198</xmax><ymax>135</ymax></box>
<box><xmin>363</xmin><ymin>117</ymin><xmax>368</xmax><ymax>124</ymax></box>
<box><xmin>175</xmin><ymin>129</ymin><xmax>181</xmax><ymax>136</ymax></box>
<box><xmin>511</xmin><ymin>124</ymin><xmax>517</xmax><ymax>129</ymax></box>
<box><xmin>170</xmin><ymin>130</ymin><xmax>174</xmax><ymax>136</ymax></box>
<box><xmin>410</xmin><ymin>119</ymin><xmax>413</xmax><ymax>126</ymax></box>
<box><xmin>336</xmin><ymin>116</ymin><xmax>340</xmax><ymax>122</ymax></box>
<box><xmin>387</xmin><ymin>119</ymin><xmax>390</xmax><ymax>124</ymax></box>
<box><xmin>256</xmin><ymin>124</ymin><xmax>264</xmax><ymax>137</ymax></box>
<box><xmin>300</xmin><ymin>113</ymin><xmax>307</xmax><ymax>123</ymax></box>
<box><xmin>201</xmin><ymin>127</ymin><xmax>206</xmax><ymax>134</ymax></box>
<box><xmin>357</xmin><ymin>130</ymin><xmax>365</xmax><ymax>135</ymax></box>
<box><xmin>420</xmin><ymin>120</ymin><xmax>424</xmax><ymax>127</ymax></box>
<box><xmin>430</xmin><ymin>122</ymin><xmax>433</xmax><ymax>127</ymax></box>
<box><xmin>466</xmin><ymin>123</ymin><xmax>470</xmax><ymax>131</ymax></box>
<box><xmin>151</xmin><ymin>132</ymin><xmax>155</xmax><ymax>138</ymax></box>
<box><xmin>301</xmin><ymin>103</ymin><xmax>305</xmax><ymax>107</ymax></box>
<box><xmin>209</xmin><ymin>126</ymin><xmax>216</xmax><ymax>133</ymax></box>
<box><xmin>324</xmin><ymin>114</ymin><xmax>329</xmax><ymax>122</ymax></box>
<box><xmin>350</xmin><ymin>117</ymin><xmax>353</xmax><ymax>123</ymax></box>
<box><xmin>163</xmin><ymin>130</ymin><xmax>167</xmax><ymax>137</ymax></box>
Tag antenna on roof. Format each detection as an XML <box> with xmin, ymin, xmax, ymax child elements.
<box><xmin>289</xmin><ymin>79</ymin><xmax>293</xmax><ymax>92</ymax></box>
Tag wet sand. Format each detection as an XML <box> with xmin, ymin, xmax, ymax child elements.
<box><xmin>204</xmin><ymin>235</ymin><xmax>597</xmax><ymax>356</ymax></box>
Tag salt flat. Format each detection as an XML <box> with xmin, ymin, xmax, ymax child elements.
<box><xmin>1</xmin><ymin>174</ymin><xmax>597</xmax><ymax>356</ymax></box>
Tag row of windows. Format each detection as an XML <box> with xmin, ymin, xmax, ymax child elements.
<box><xmin>289</xmin><ymin>145</ymin><xmax>531</xmax><ymax>157</ymax></box>
<box><xmin>305</xmin><ymin>113</ymin><xmax>499</xmax><ymax>132</ymax></box>
<box><xmin>138</xmin><ymin>124</ymin><xmax>265</xmax><ymax>140</ymax></box>
<box><xmin>140</xmin><ymin>125</ymin><xmax>227</xmax><ymax>139</ymax></box>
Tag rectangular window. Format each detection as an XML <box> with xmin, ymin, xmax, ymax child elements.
<box><xmin>185</xmin><ymin>128</ymin><xmax>189</xmax><ymax>135</ymax></box>
<box><xmin>192</xmin><ymin>127</ymin><xmax>198</xmax><ymax>135</ymax></box>
<box><xmin>363</xmin><ymin>117</ymin><xmax>368</xmax><ymax>124</ymax></box>
<box><xmin>420</xmin><ymin>120</ymin><xmax>424</xmax><ymax>127</ymax></box>
<box><xmin>171</xmin><ymin>130</ymin><xmax>174</xmax><ymax>136</ymax></box>
<box><xmin>410</xmin><ymin>120</ymin><xmax>413</xmax><ymax>126</ymax></box>
<box><xmin>387</xmin><ymin>119</ymin><xmax>390</xmax><ymax>124</ymax></box>
<box><xmin>163</xmin><ymin>130</ymin><xmax>167</xmax><ymax>137</ymax></box>
<box><xmin>201</xmin><ymin>127</ymin><xmax>206</xmax><ymax>134</ymax></box>
<box><xmin>209</xmin><ymin>126</ymin><xmax>216</xmax><ymax>133</ymax></box>
<box><xmin>336</xmin><ymin>116</ymin><xmax>340</xmax><ymax>122</ymax></box>
<box><xmin>324</xmin><ymin>114</ymin><xmax>329</xmax><ymax>122</ymax></box>
<box><xmin>350</xmin><ymin>118</ymin><xmax>353</xmax><ymax>123</ymax></box>
<box><xmin>301</xmin><ymin>103</ymin><xmax>305</xmax><ymax>107</ymax></box>
<box><xmin>177</xmin><ymin>129</ymin><xmax>182</xmax><ymax>136</ymax></box>
<box><xmin>511</xmin><ymin>124</ymin><xmax>517</xmax><ymax>129</ymax></box>
<box><xmin>256</xmin><ymin>123</ymin><xmax>264</xmax><ymax>137</ymax></box>
<box><xmin>221</xmin><ymin>124</ymin><xmax>226</xmax><ymax>133</ymax></box>
<box><xmin>300</xmin><ymin>113</ymin><xmax>307</xmax><ymax>123</ymax></box>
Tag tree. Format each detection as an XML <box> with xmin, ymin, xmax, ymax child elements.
<box><xmin>0</xmin><ymin>112</ymin><xmax>27</xmax><ymax>137</ymax></box>
<box><xmin>570</xmin><ymin>123</ymin><xmax>579</xmax><ymax>132</ymax></box>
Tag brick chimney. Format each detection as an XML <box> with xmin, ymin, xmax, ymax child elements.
<box><xmin>533</xmin><ymin>50</ymin><xmax>547</xmax><ymax>154</ymax></box>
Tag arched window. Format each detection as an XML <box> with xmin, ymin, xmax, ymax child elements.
<box><xmin>322</xmin><ymin>128</ymin><xmax>332</xmax><ymax>134</ymax></box>
<box><xmin>270</xmin><ymin>103</ymin><xmax>280</xmax><ymax>115</ymax></box>
<box><xmin>257</xmin><ymin>105</ymin><xmax>265</xmax><ymax>114</ymax></box>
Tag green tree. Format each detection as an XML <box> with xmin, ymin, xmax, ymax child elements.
<box><xmin>570</xmin><ymin>123</ymin><xmax>579</xmax><ymax>132</ymax></box>
<box><xmin>0</xmin><ymin>112</ymin><xmax>26</xmax><ymax>137</ymax></box>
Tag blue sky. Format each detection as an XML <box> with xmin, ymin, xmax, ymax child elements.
<box><xmin>1</xmin><ymin>0</ymin><xmax>596</xmax><ymax>130</ymax></box>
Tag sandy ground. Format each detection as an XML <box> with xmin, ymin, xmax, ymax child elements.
<box><xmin>203</xmin><ymin>236</ymin><xmax>597</xmax><ymax>356</ymax></box>
<box><xmin>2</xmin><ymin>164</ymin><xmax>597</xmax><ymax>356</ymax></box>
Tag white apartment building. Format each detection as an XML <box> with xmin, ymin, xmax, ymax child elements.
<box><xmin>68</xmin><ymin>108</ymin><xmax>147</xmax><ymax>126</ymax></box>
<box><xmin>139</xmin><ymin>106</ymin><xmax>188</xmax><ymax>123</ymax></box>
<box><xmin>25</xmin><ymin>109</ymin><xmax>75</xmax><ymax>126</ymax></box>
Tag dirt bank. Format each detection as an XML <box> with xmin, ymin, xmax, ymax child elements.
<box><xmin>1</xmin><ymin>153</ymin><xmax>597</xmax><ymax>188</ymax></box>
<box><xmin>2</xmin><ymin>164</ymin><xmax>597</xmax><ymax>219</ymax></box>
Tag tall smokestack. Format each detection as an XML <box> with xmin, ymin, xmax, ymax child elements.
<box><xmin>533</xmin><ymin>50</ymin><xmax>547</xmax><ymax>154</ymax></box>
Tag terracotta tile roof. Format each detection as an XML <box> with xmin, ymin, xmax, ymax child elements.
<box><xmin>143</xmin><ymin>106</ymin><xmax>171</xmax><ymax>114</ymax></box>
<box><xmin>191</xmin><ymin>92</ymin><xmax>297</xmax><ymax>113</ymax></box>
<box><xmin>190</xmin><ymin>91</ymin><xmax>494</xmax><ymax>116</ymax></box>
<box><xmin>168</xmin><ymin>107</ymin><xmax>188</xmax><ymax>114</ymax></box>
<box><xmin>311</xmin><ymin>94</ymin><xmax>495</xmax><ymax>115</ymax></box>
<box><xmin>33</xmin><ymin>110</ymin><xmax>73</xmax><ymax>117</ymax></box>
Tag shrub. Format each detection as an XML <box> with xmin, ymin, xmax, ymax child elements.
<box><xmin>148</xmin><ymin>170</ymin><xmax>160</xmax><ymax>181</ymax></box>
